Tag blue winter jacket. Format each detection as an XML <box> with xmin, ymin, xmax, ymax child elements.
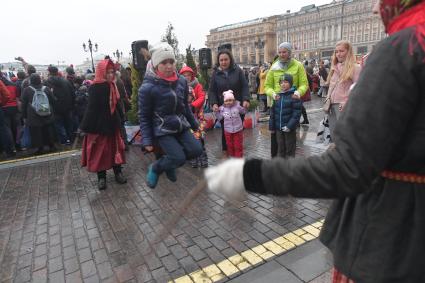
<box><xmin>269</xmin><ymin>87</ymin><xmax>302</xmax><ymax>131</ymax></box>
<box><xmin>138</xmin><ymin>72</ymin><xmax>199</xmax><ymax>147</ymax></box>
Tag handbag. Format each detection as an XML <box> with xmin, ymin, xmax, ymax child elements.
<box><xmin>323</xmin><ymin>94</ymin><xmax>331</xmax><ymax>113</ymax></box>
<box><xmin>323</xmin><ymin>76</ymin><xmax>341</xmax><ymax>113</ymax></box>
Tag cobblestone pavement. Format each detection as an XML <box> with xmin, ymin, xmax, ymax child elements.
<box><xmin>0</xmin><ymin>96</ymin><xmax>333</xmax><ymax>282</ymax></box>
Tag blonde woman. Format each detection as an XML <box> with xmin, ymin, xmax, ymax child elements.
<box><xmin>327</xmin><ymin>40</ymin><xmax>361</xmax><ymax>137</ymax></box>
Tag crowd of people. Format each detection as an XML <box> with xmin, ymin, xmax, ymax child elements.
<box><xmin>0</xmin><ymin>57</ymin><xmax>132</xmax><ymax>158</ymax></box>
<box><xmin>2</xmin><ymin>0</ymin><xmax>423</xmax><ymax>281</ymax></box>
<box><xmin>0</xmin><ymin>39</ymin><xmax>351</xmax><ymax>190</ymax></box>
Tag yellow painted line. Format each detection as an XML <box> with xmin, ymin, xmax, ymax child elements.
<box><xmin>170</xmin><ymin>219</ymin><xmax>324</xmax><ymax>283</ymax></box>
<box><xmin>0</xmin><ymin>150</ymin><xmax>79</xmax><ymax>165</ymax></box>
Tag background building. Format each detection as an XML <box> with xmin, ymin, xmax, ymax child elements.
<box><xmin>206</xmin><ymin>17</ymin><xmax>278</xmax><ymax>67</ymax></box>
<box><xmin>206</xmin><ymin>0</ymin><xmax>385</xmax><ymax>65</ymax></box>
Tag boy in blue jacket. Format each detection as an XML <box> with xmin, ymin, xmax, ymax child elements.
<box><xmin>269</xmin><ymin>74</ymin><xmax>302</xmax><ymax>158</ymax></box>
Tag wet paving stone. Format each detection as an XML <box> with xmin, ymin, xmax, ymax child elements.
<box><xmin>0</xmin><ymin>97</ymin><xmax>331</xmax><ymax>282</ymax></box>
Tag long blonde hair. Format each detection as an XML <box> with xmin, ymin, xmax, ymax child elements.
<box><xmin>327</xmin><ymin>40</ymin><xmax>356</xmax><ymax>83</ymax></box>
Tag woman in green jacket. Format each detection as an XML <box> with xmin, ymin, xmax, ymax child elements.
<box><xmin>264</xmin><ymin>42</ymin><xmax>308</xmax><ymax>157</ymax></box>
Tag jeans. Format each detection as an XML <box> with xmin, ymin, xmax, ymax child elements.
<box><xmin>276</xmin><ymin>130</ymin><xmax>296</xmax><ymax>158</ymax></box>
<box><xmin>0</xmin><ymin>108</ymin><xmax>14</xmax><ymax>153</ymax></box>
<box><xmin>328</xmin><ymin>103</ymin><xmax>341</xmax><ymax>138</ymax></box>
<box><xmin>153</xmin><ymin>130</ymin><xmax>203</xmax><ymax>174</ymax></box>
<box><xmin>3</xmin><ymin>106</ymin><xmax>21</xmax><ymax>147</ymax></box>
<box><xmin>271</xmin><ymin>132</ymin><xmax>277</xmax><ymax>158</ymax></box>
<box><xmin>55</xmin><ymin>112</ymin><xmax>74</xmax><ymax>144</ymax></box>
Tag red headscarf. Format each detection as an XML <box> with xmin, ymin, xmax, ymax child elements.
<box><xmin>380</xmin><ymin>0</ymin><xmax>425</xmax><ymax>59</ymax></box>
<box><xmin>379</xmin><ymin>0</ymin><xmax>423</xmax><ymax>30</ymax></box>
<box><xmin>93</xmin><ymin>59</ymin><xmax>120</xmax><ymax>114</ymax></box>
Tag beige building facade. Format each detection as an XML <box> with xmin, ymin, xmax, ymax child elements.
<box><xmin>277</xmin><ymin>0</ymin><xmax>385</xmax><ymax>61</ymax></box>
<box><xmin>206</xmin><ymin>0</ymin><xmax>386</xmax><ymax>65</ymax></box>
<box><xmin>206</xmin><ymin>17</ymin><xmax>278</xmax><ymax>66</ymax></box>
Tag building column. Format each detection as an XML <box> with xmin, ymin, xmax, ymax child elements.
<box><xmin>337</xmin><ymin>25</ymin><xmax>341</xmax><ymax>40</ymax></box>
<box><xmin>319</xmin><ymin>27</ymin><xmax>323</xmax><ymax>42</ymax></box>
<box><xmin>255</xmin><ymin>47</ymin><xmax>260</xmax><ymax>65</ymax></box>
<box><xmin>211</xmin><ymin>48</ymin><xmax>217</xmax><ymax>66</ymax></box>
<box><xmin>239</xmin><ymin>46</ymin><xmax>243</xmax><ymax>63</ymax></box>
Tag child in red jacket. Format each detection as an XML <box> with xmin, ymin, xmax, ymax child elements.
<box><xmin>180</xmin><ymin>66</ymin><xmax>208</xmax><ymax>168</ymax></box>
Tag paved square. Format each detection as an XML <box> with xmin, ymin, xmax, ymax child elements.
<box><xmin>0</xmin><ymin>97</ymin><xmax>332</xmax><ymax>282</ymax></box>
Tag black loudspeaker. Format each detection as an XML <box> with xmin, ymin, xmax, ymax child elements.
<box><xmin>131</xmin><ymin>40</ymin><xmax>149</xmax><ymax>70</ymax></box>
<box><xmin>218</xmin><ymin>43</ymin><xmax>232</xmax><ymax>52</ymax></box>
<box><xmin>199</xmin><ymin>48</ymin><xmax>212</xmax><ymax>69</ymax></box>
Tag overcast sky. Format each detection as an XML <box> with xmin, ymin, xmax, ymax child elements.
<box><xmin>2</xmin><ymin>0</ymin><xmax>332</xmax><ymax>65</ymax></box>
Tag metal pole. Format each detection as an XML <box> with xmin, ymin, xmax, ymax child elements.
<box><xmin>90</xmin><ymin>48</ymin><xmax>95</xmax><ymax>72</ymax></box>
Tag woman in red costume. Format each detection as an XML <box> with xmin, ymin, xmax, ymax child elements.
<box><xmin>80</xmin><ymin>59</ymin><xmax>127</xmax><ymax>190</ymax></box>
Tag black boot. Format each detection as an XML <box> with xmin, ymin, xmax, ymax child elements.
<box><xmin>113</xmin><ymin>166</ymin><xmax>127</xmax><ymax>184</ymax></box>
<box><xmin>300</xmin><ymin>106</ymin><xmax>309</xmax><ymax>125</ymax></box>
<box><xmin>97</xmin><ymin>171</ymin><xmax>107</xmax><ymax>190</ymax></box>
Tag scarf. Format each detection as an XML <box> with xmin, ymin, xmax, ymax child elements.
<box><xmin>156</xmin><ymin>70</ymin><xmax>178</xmax><ymax>82</ymax></box>
<box><xmin>93</xmin><ymin>59</ymin><xmax>120</xmax><ymax>114</ymax></box>
<box><xmin>189</xmin><ymin>78</ymin><xmax>199</xmax><ymax>89</ymax></box>
<box><xmin>384</xmin><ymin>0</ymin><xmax>425</xmax><ymax>59</ymax></box>
<box><xmin>380</xmin><ymin>0</ymin><xmax>424</xmax><ymax>31</ymax></box>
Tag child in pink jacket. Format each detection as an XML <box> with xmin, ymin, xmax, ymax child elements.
<box><xmin>214</xmin><ymin>90</ymin><xmax>246</xmax><ymax>157</ymax></box>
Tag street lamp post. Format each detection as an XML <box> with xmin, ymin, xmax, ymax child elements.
<box><xmin>113</xmin><ymin>49</ymin><xmax>123</xmax><ymax>62</ymax></box>
<box><xmin>82</xmin><ymin>39</ymin><xmax>98</xmax><ymax>72</ymax></box>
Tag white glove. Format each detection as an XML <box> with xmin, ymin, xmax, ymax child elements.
<box><xmin>272</xmin><ymin>91</ymin><xmax>278</xmax><ymax>100</ymax></box>
<box><xmin>204</xmin><ymin>159</ymin><xmax>247</xmax><ymax>201</ymax></box>
<box><xmin>293</xmin><ymin>91</ymin><xmax>301</xmax><ymax>99</ymax></box>
<box><xmin>282</xmin><ymin>126</ymin><xmax>290</xmax><ymax>132</ymax></box>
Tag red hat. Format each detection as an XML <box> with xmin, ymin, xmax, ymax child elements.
<box><xmin>179</xmin><ymin>66</ymin><xmax>196</xmax><ymax>80</ymax></box>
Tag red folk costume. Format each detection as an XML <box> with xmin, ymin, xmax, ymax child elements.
<box><xmin>81</xmin><ymin>60</ymin><xmax>125</xmax><ymax>172</ymax></box>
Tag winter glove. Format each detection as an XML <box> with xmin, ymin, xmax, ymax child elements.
<box><xmin>282</xmin><ymin>126</ymin><xmax>290</xmax><ymax>132</ymax></box>
<box><xmin>204</xmin><ymin>158</ymin><xmax>247</xmax><ymax>201</ymax></box>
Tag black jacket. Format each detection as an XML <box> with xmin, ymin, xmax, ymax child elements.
<box><xmin>79</xmin><ymin>82</ymin><xmax>122</xmax><ymax>136</ymax></box>
<box><xmin>45</xmin><ymin>76</ymin><xmax>75</xmax><ymax>115</ymax></box>
<box><xmin>243</xmin><ymin>27</ymin><xmax>425</xmax><ymax>282</ymax></box>
<box><xmin>208</xmin><ymin>64</ymin><xmax>249</xmax><ymax>106</ymax></box>
<box><xmin>21</xmin><ymin>85</ymin><xmax>55</xmax><ymax>127</ymax></box>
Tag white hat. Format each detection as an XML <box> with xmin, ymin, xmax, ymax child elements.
<box><xmin>150</xmin><ymin>42</ymin><xmax>175</xmax><ymax>68</ymax></box>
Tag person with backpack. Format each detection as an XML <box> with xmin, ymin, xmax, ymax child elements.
<box><xmin>21</xmin><ymin>74</ymin><xmax>56</xmax><ymax>155</ymax></box>
<box><xmin>45</xmin><ymin>65</ymin><xmax>75</xmax><ymax>145</ymax></box>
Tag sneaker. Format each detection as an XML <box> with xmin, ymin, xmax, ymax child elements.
<box><xmin>189</xmin><ymin>158</ymin><xmax>198</xmax><ymax>168</ymax></box>
<box><xmin>146</xmin><ymin>165</ymin><xmax>159</xmax><ymax>189</ymax></box>
<box><xmin>200</xmin><ymin>152</ymin><xmax>209</xmax><ymax>168</ymax></box>
<box><xmin>300</xmin><ymin>120</ymin><xmax>309</xmax><ymax>125</ymax></box>
<box><xmin>165</xmin><ymin>169</ymin><xmax>177</xmax><ymax>182</ymax></box>
<box><xmin>98</xmin><ymin>178</ymin><xmax>107</xmax><ymax>190</ymax></box>
<box><xmin>114</xmin><ymin>172</ymin><xmax>127</xmax><ymax>184</ymax></box>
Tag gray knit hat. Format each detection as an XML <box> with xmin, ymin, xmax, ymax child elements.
<box><xmin>150</xmin><ymin>42</ymin><xmax>175</xmax><ymax>68</ymax></box>
<box><xmin>278</xmin><ymin>42</ymin><xmax>292</xmax><ymax>52</ymax></box>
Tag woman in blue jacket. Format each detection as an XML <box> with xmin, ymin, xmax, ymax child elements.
<box><xmin>138</xmin><ymin>43</ymin><xmax>202</xmax><ymax>189</ymax></box>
